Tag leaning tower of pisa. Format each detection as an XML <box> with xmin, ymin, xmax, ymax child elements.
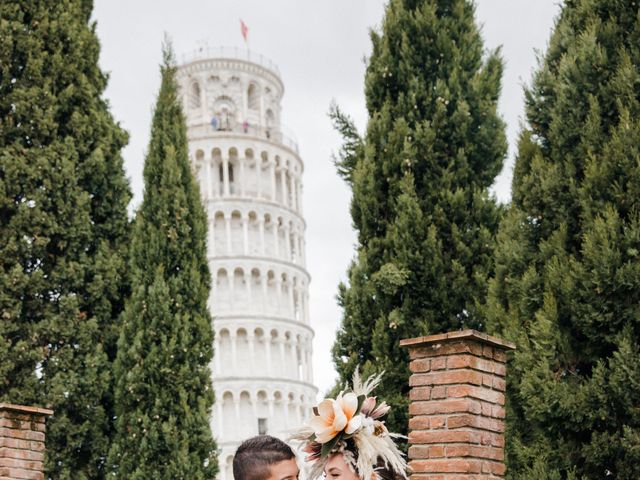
<box><xmin>177</xmin><ymin>47</ymin><xmax>317</xmax><ymax>479</ymax></box>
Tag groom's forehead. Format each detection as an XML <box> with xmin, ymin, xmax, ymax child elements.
<box><xmin>267</xmin><ymin>458</ymin><xmax>299</xmax><ymax>480</ymax></box>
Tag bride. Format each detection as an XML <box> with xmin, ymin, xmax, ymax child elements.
<box><xmin>291</xmin><ymin>372</ymin><xmax>407</xmax><ymax>480</ymax></box>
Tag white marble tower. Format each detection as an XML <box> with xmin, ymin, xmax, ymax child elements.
<box><xmin>177</xmin><ymin>47</ymin><xmax>317</xmax><ymax>480</ymax></box>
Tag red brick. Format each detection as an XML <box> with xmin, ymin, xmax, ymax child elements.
<box><xmin>431</xmin><ymin>357</ymin><xmax>447</xmax><ymax>370</ymax></box>
<box><xmin>431</xmin><ymin>386</ymin><xmax>447</xmax><ymax>399</ymax></box>
<box><xmin>0</xmin><ymin>448</ymin><xmax>45</xmax><ymax>462</ymax></box>
<box><xmin>492</xmin><ymin>405</ymin><xmax>506</xmax><ymax>419</ymax></box>
<box><xmin>444</xmin><ymin>445</ymin><xmax>504</xmax><ymax>461</ymax></box>
<box><xmin>0</xmin><ymin>420</ymin><xmax>45</xmax><ymax>434</ymax></box>
<box><xmin>0</xmin><ymin>467</ymin><xmax>43</xmax><ymax>479</ymax></box>
<box><xmin>428</xmin><ymin>446</ymin><xmax>445</xmax><ymax>458</ymax></box>
<box><xmin>0</xmin><ymin>413</ymin><xmax>45</xmax><ymax>425</ymax></box>
<box><xmin>0</xmin><ymin>458</ymin><xmax>44</xmax><ymax>472</ymax></box>
<box><xmin>409</xmin><ymin>445</ymin><xmax>430</xmax><ymax>459</ymax></box>
<box><xmin>409</xmin><ymin>341</ymin><xmax>474</xmax><ymax>359</ymax></box>
<box><xmin>482</xmin><ymin>345</ymin><xmax>494</xmax><ymax>359</ymax></box>
<box><xmin>0</xmin><ymin>439</ymin><xmax>45</xmax><ymax>452</ymax></box>
<box><xmin>409</xmin><ymin>416</ymin><xmax>430</xmax><ymax>430</ymax></box>
<box><xmin>411</xmin><ymin>358</ymin><xmax>431</xmax><ymax>373</ymax></box>
<box><xmin>0</xmin><ymin>428</ymin><xmax>45</xmax><ymax>442</ymax></box>
<box><xmin>494</xmin><ymin>362</ymin><xmax>507</xmax><ymax>377</ymax></box>
<box><xmin>410</xmin><ymin>387</ymin><xmax>432</xmax><ymax>401</ymax></box>
<box><xmin>410</xmin><ymin>458</ymin><xmax>483</xmax><ymax>474</ymax></box>
<box><xmin>447</xmin><ymin>414</ymin><xmax>504</xmax><ymax>433</ymax></box>
<box><xmin>410</xmin><ymin>399</ymin><xmax>481</xmax><ymax>416</ymax></box>
<box><xmin>446</xmin><ymin>385</ymin><xmax>505</xmax><ymax>405</ymax></box>
<box><xmin>488</xmin><ymin>461</ymin><xmax>506</xmax><ymax>476</ymax></box>
<box><xmin>410</xmin><ymin>370</ymin><xmax>484</xmax><ymax>387</ymax></box>
<box><xmin>446</xmin><ymin>355</ymin><xmax>495</xmax><ymax>373</ymax></box>
<box><xmin>493</xmin><ymin>349</ymin><xmax>507</xmax><ymax>362</ymax></box>
<box><xmin>409</xmin><ymin>445</ymin><xmax>447</xmax><ymax>459</ymax></box>
<box><xmin>410</xmin><ymin>430</ymin><xmax>481</xmax><ymax>445</ymax></box>
<box><xmin>429</xmin><ymin>416</ymin><xmax>447</xmax><ymax>429</ymax></box>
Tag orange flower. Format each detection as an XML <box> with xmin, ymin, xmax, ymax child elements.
<box><xmin>309</xmin><ymin>392</ymin><xmax>363</xmax><ymax>443</ymax></box>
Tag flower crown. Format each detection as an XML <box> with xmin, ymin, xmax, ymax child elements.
<box><xmin>290</xmin><ymin>371</ymin><xmax>407</xmax><ymax>480</ymax></box>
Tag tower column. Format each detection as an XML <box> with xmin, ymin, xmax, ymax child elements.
<box><xmin>294</xmin><ymin>398</ymin><xmax>302</xmax><ymax>426</ymax></box>
<box><xmin>292</xmin><ymin>229</ymin><xmax>298</xmax><ymax>263</ymax></box>
<box><xmin>229</xmin><ymin>273</ymin><xmax>236</xmax><ymax>310</ymax></box>
<box><xmin>217</xmin><ymin>402</ymin><xmax>224</xmax><ymax>437</ymax></box>
<box><xmin>247</xmin><ymin>271</ymin><xmax>253</xmax><ymax>303</ymax></box>
<box><xmin>213</xmin><ymin>157</ymin><xmax>220</xmax><ymax>198</ymax></box>
<box><xmin>251</xmin><ymin>393</ymin><xmax>258</xmax><ymax>434</ymax></box>
<box><xmin>301</xmin><ymin>237</ymin><xmax>307</xmax><ymax>267</ymax></box>
<box><xmin>279</xmin><ymin>168</ymin><xmax>288</xmax><ymax>206</ymax></box>
<box><xmin>222</xmin><ymin>156</ymin><xmax>230</xmax><ymax>196</ymax></box>
<box><xmin>208</xmin><ymin>218</ymin><xmax>215</xmax><ymax>257</ymax></box>
<box><xmin>304</xmin><ymin>290</ymin><xmax>310</xmax><ymax>323</ymax></box>
<box><xmin>204</xmin><ymin>159</ymin><xmax>212</xmax><ymax>199</ymax></box>
<box><xmin>284</xmin><ymin>225</ymin><xmax>291</xmax><ymax>261</ymax></box>
<box><xmin>270</xmin><ymin>162</ymin><xmax>277</xmax><ymax>201</ymax></box>
<box><xmin>266</xmin><ymin>334</ymin><xmax>273</xmax><ymax>376</ymax></box>
<box><xmin>288</xmin><ymin>171</ymin><xmax>295</xmax><ymax>210</ymax></box>
<box><xmin>275</xmin><ymin>278</ymin><xmax>282</xmax><ymax>313</ymax></box>
<box><xmin>239</xmin><ymin>156</ymin><xmax>246</xmax><ymax>197</ymax></box>
<box><xmin>261</xmin><ymin>273</ymin><xmax>268</xmax><ymax>312</ymax></box>
<box><xmin>257</xmin><ymin>162</ymin><xmax>263</xmax><ymax>199</ymax></box>
<box><xmin>234</xmin><ymin>396</ymin><xmax>241</xmax><ymax>431</ymax></box>
<box><xmin>214</xmin><ymin>334</ymin><xmax>221</xmax><ymax>374</ymax></box>
<box><xmin>279</xmin><ymin>337</ymin><xmax>286</xmax><ymax>377</ymax></box>
<box><xmin>230</xmin><ymin>331</ymin><xmax>238</xmax><ymax>372</ymax></box>
<box><xmin>307</xmin><ymin>340</ymin><xmax>313</xmax><ymax>382</ymax></box>
<box><xmin>268</xmin><ymin>396</ymin><xmax>275</xmax><ymax>420</ymax></box>
<box><xmin>259</xmin><ymin>217</ymin><xmax>266</xmax><ymax>256</ymax></box>
<box><xmin>248</xmin><ymin>332</ymin><xmax>256</xmax><ymax>371</ymax></box>
<box><xmin>273</xmin><ymin>221</ymin><xmax>280</xmax><ymax>258</ymax></box>
<box><xmin>225</xmin><ymin>216</ymin><xmax>232</xmax><ymax>254</ymax></box>
<box><xmin>288</xmin><ymin>283</ymin><xmax>295</xmax><ymax>316</ymax></box>
<box><xmin>242</xmin><ymin>214</ymin><xmax>249</xmax><ymax>255</ymax></box>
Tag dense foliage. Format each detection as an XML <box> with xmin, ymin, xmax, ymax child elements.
<box><xmin>485</xmin><ymin>1</ymin><xmax>640</xmax><ymax>478</ymax></box>
<box><xmin>331</xmin><ymin>0</ymin><xmax>506</xmax><ymax>437</ymax></box>
<box><xmin>107</xmin><ymin>45</ymin><xmax>217</xmax><ymax>479</ymax></box>
<box><xmin>0</xmin><ymin>1</ymin><xmax>131</xmax><ymax>477</ymax></box>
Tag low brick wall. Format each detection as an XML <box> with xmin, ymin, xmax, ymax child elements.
<box><xmin>0</xmin><ymin>403</ymin><xmax>53</xmax><ymax>480</ymax></box>
<box><xmin>401</xmin><ymin>330</ymin><xmax>515</xmax><ymax>480</ymax></box>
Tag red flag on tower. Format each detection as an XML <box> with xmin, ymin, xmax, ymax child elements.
<box><xmin>240</xmin><ymin>19</ymin><xmax>249</xmax><ymax>44</ymax></box>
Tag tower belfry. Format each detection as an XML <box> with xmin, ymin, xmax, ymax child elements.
<box><xmin>177</xmin><ymin>47</ymin><xmax>316</xmax><ymax>479</ymax></box>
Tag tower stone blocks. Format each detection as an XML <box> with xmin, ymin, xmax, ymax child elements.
<box><xmin>177</xmin><ymin>47</ymin><xmax>317</xmax><ymax>480</ymax></box>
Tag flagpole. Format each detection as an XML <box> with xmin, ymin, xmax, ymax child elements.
<box><xmin>240</xmin><ymin>19</ymin><xmax>249</xmax><ymax>60</ymax></box>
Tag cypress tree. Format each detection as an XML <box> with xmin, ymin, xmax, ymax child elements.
<box><xmin>0</xmin><ymin>1</ymin><xmax>131</xmax><ymax>477</ymax></box>
<box><xmin>485</xmin><ymin>1</ymin><xmax>640</xmax><ymax>478</ymax></box>
<box><xmin>331</xmin><ymin>0</ymin><xmax>506</xmax><ymax>437</ymax></box>
<box><xmin>108</xmin><ymin>43</ymin><xmax>217</xmax><ymax>479</ymax></box>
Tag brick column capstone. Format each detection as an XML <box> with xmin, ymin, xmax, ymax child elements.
<box><xmin>0</xmin><ymin>403</ymin><xmax>53</xmax><ymax>480</ymax></box>
<box><xmin>400</xmin><ymin>330</ymin><xmax>515</xmax><ymax>480</ymax></box>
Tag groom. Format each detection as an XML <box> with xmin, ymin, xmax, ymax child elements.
<box><xmin>233</xmin><ymin>435</ymin><xmax>299</xmax><ymax>480</ymax></box>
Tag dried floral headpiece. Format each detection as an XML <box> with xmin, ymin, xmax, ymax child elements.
<box><xmin>290</xmin><ymin>371</ymin><xmax>407</xmax><ymax>480</ymax></box>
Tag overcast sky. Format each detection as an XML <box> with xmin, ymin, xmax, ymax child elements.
<box><xmin>94</xmin><ymin>0</ymin><xmax>560</xmax><ymax>397</ymax></box>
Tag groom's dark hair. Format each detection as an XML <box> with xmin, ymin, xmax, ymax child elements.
<box><xmin>233</xmin><ymin>435</ymin><xmax>296</xmax><ymax>480</ymax></box>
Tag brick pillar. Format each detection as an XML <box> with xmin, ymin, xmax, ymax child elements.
<box><xmin>0</xmin><ymin>403</ymin><xmax>53</xmax><ymax>480</ymax></box>
<box><xmin>400</xmin><ymin>330</ymin><xmax>515</xmax><ymax>480</ymax></box>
